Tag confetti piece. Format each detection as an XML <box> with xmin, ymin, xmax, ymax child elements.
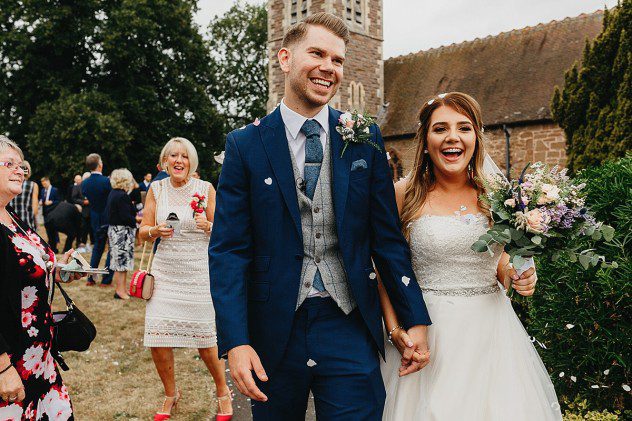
<box><xmin>369</xmin><ymin>272</ymin><xmax>377</xmax><ymax>280</ymax></box>
<box><xmin>559</xmin><ymin>372</ymin><xmax>565</xmax><ymax>378</ymax></box>
<box><xmin>401</xmin><ymin>276</ymin><xmax>410</xmax><ymax>286</ymax></box>
<box><xmin>571</xmin><ymin>376</ymin><xmax>577</xmax><ymax>382</ymax></box>
<box><xmin>565</xmin><ymin>324</ymin><xmax>575</xmax><ymax>329</ymax></box>
<box><xmin>603</xmin><ymin>369</ymin><xmax>610</xmax><ymax>375</ymax></box>
<box><xmin>386</xmin><ymin>152</ymin><xmax>391</xmax><ymax>160</ymax></box>
<box><xmin>622</xmin><ymin>384</ymin><xmax>630</xmax><ymax>392</ymax></box>
<box><xmin>264</xmin><ymin>177</ymin><xmax>272</xmax><ymax>185</ymax></box>
<box><xmin>591</xmin><ymin>385</ymin><xmax>600</xmax><ymax>389</ymax></box>
<box><xmin>307</xmin><ymin>359</ymin><xmax>317</xmax><ymax>367</ymax></box>
<box><xmin>253</xmin><ymin>117</ymin><xmax>260</xmax><ymax>126</ymax></box>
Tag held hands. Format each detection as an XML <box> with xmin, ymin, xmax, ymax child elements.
<box><xmin>194</xmin><ymin>212</ymin><xmax>211</xmax><ymax>232</ymax></box>
<box><xmin>227</xmin><ymin>345</ymin><xmax>268</xmax><ymax>402</ymax></box>
<box><xmin>397</xmin><ymin>325</ymin><xmax>431</xmax><ymax>377</ymax></box>
<box><xmin>504</xmin><ymin>264</ymin><xmax>537</xmax><ymax>296</ymax></box>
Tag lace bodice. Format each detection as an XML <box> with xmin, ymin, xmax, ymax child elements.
<box><xmin>152</xmin><ymin>177</ymin><xmax>211</xmax><ymax>237</ymax></box>
<box><xmin>410</xmin><ymin>213</ymin><xmax>503</xmax><ymax>293</ymax></box>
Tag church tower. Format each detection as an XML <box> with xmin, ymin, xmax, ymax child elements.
<box><xmin>267</xmin><ymin>0</ymin><xmax>384</xmax><ymax>116</ymax></box>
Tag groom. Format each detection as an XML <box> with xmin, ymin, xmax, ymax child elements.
<box><xmin>209</xmin><ymin>12</ymin><xmax>431</xmax><ymax>420</ymax></box>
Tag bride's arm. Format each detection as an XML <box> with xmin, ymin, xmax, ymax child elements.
<box><xmin>377</xmin><ymin>179</ymin><xmax>415</xmax><ymax>355</ymax></box>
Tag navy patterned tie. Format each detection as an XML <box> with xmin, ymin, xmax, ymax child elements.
<box><xmin>300</xmin><ymin>119</ymin><xmax>323</xmax><ymax>200</ymax></box>
<box><xmin>299</xmin><ymin>119</ymin><xmax>325</xmax><ymax>292</ymax></box>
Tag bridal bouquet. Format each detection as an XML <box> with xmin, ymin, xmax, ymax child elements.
<box><xmin>471</xmin><ymin>162</ymin><xmax>616</xmax><ymax>273</ymax></box>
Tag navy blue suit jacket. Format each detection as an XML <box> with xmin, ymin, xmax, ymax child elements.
<box><xmin>209</xmin><ymin>107</ymin><xmax>430</xmax><ymax>374</ymax></box>
<box><xmin>39</xmin><ymin>186</ymin><xmax>60</xmax><ymax>216</ymax></box>
<box><xmin>82</xmin><ymin>173</ymin><xmax>112</xmax><ymax>227</ymax></box>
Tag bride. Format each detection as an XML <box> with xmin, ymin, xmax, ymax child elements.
<box><xmin>379</xmin><ymin>92</ymin><xmax>562</xmax><ymax>420</ymax></box>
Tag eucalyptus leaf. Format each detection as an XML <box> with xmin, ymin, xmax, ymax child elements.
<box><xmin>471</xmin><ymin>241</ymin><xmax>489</xmax><ymax>253</ymax></box>
<box><xmin>531</xmin><ymin>236</ymin><xmax>542</xmax><ymax>245</ymax></box>
<box><xmin>578</xmin><ymin>254</ymin><xmax>591</xmax><ymax>270</ymax></box>
<box><xmin>601</xmin><ymin>225</ymin><xmax>615</xmax><ymax>242</ymax></box>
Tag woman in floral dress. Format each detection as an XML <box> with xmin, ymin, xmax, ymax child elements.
<box><xmin>0</xmin><ymin>136</ymin><xmax>80</xmax><ymax>420</ymax></box>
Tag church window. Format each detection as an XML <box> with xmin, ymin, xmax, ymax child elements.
<box><xmin>289</xmin><ymin>0</ymin><xmax>309</xmax><ymax>25</ymax></box>
<box><xmin>348</xmin><ymin>81</ymin><xmax>366</xmax><ymax>112</ymax></box>
<box><xmin>344</xmin><ymin>0</ymin><xmax>365</xmax><ymax>26</ymax></box>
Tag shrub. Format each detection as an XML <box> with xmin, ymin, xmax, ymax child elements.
<box><xmin>524</xmin><ymin>155</ymin><xmax>631</xmax><ymax>412</ymax></box>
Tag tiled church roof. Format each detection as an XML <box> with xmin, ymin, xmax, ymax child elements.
<box><xmin>381</xmin><ymin>11</ymin><xmax>604</xmax><ymax>138</ymax></box>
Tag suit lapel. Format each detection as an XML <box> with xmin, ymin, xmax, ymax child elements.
<box><xmin>329</xmin><ymin>107</ymin><xmax>352</xmax><ymax>234</ymax></box>
<box><xmin>259</xmin><ymin>108</ymin><xmax>302</xmax><ymax>239</ymax></box>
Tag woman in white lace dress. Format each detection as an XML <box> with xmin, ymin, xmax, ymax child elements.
<box><xmin>139</xmin><ymin>138</ymin><xmax>233</xmax><ymax>421</ymax></box>
<box><xmin>379</xmin><ymin>92</ymin><xmax>562</xmax><ymax>420</ymax></box>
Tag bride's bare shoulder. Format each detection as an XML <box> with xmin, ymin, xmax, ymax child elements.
<box><xmin>394</xmin><ymin>178</ymin><xmax>408</xmax><ymax>213</ymax></box>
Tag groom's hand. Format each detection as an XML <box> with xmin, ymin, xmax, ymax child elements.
<box><xmin>228</xmin><ymin>345</ymin><xmax>268</xmax><ymax>402</ymax></box>
<box><xmin>399</xmin><ymin>325</ymin><xmax>430</xmax><ymax>377</ymax></box>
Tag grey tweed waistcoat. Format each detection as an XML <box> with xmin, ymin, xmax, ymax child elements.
<box><xmin>289</xmin><ymin>138</ymin><xmax>357</xmax><ymax>314</ymax></box>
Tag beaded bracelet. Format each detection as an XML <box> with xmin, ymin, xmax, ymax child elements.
<box><xmin>387</xmin><ymin>325</ymin><xmax>403</xmax><ymax>342</ymax></box>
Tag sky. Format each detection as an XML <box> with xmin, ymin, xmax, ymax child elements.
<box><xmin>195</xmin><ymin>0</ymin><xmax>617</xmax><ymax>58</ymax></box>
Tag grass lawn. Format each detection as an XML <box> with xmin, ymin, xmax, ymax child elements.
<box><xmin>49</xmin><ymin>233</ymin><xmax>221</xmax><ymax>420</ymax></box>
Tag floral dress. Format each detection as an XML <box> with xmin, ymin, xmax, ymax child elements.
<box><xmin>0</xmin><ymin>222</ymin><xmax>73</xmax><ymax>421</ymax></box>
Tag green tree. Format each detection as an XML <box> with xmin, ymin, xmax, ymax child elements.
<box><xmin>97</xmin><ymin>0</ymin><xmax>224</xmax><ymax>179</ymax></box>
<box><xmin>551</xmin><ymin>0</ymin><xmax>632</xmax><ymax>172</ymax></box>
<box><xmin>27</xmin><ymin>91</ymin><xmax>132</xmax><ymax>181</ymax></box>
<box><xmin>0</xmin><ymin>0</ymin><xmax>225</xmax><ymax>183</ymax></box>
<box><xmin>206</xmin><ymin>1</ymin><xmax>268</xmax><ymax>129</ymax></box>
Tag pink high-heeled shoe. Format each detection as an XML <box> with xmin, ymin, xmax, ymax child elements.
<box><xmin>216</xmin><ymin>390</ymin><xmax>234</xmax><ymax>421</ymax></box>
<box><xmin>154</xmin><ymin>389</ymin><xmax>181</xmax><ymax>421</ymax></box>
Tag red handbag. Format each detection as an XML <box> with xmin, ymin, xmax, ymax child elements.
<box><xmin>130</xmin><ymin>241</ymin><xmax>155</xmax><ymax>300</ymax></box>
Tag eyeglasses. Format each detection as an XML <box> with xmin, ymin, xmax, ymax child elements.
<box><xmin>0</xmin><ymin>161</ymin><xmax>29</xmax><ymax>175</ymax></box>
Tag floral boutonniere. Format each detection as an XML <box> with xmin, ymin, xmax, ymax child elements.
<box><xmin>336</xmin><ymin>111</ymin><xmax>383</xmax><ymax>157</ymax></box>
<box><xmin>190</xmin><ymin>193</ymin><xmax>207</xmax><ymax>217</ymax></box>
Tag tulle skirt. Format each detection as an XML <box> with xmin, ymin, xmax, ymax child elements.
<box><xmin>381</xmin><ymin>289</ymin><xmax>562</xmax><ymax>421</ymax></box>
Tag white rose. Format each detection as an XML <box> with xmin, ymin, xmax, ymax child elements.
<box><xmin>339</xmin><ymin>112</ymin><xmax>353</xmax><ymax>125</ymax></box>
<box><xmin>538</xmin><ymin>183</ymin><xmax>561</xmax><ymax>204</ymax></box>
<box><xmin>504</xmin><ymin>198</ymin><xmax>516</xmax><ymax>207</ymax></box>
<box><xmin>363</xmin><ymin>127</ymin><xmax>370</xmax><ymax>134</ymax></box>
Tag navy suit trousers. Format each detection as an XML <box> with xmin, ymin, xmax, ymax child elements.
<box><xmin>252</xmin><ymin>297</ymin><xmax>385</xmax><ymax>421</ymax></box>
<box><xmin>88</xmin><ymin>212</ymin><xmax>113</xmax><ymax>284</ymax></box>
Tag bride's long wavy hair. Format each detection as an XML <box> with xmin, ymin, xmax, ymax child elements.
<box><xmin>400</xmin><ymin>92</ymin><xmax>490</xmax><ymax>241</ymax></box>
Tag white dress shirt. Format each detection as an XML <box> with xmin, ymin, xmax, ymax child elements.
<box><xmin>279</xmin><ymin>99</ymin><xmax>331</xmax><ymax>299</ymax></box>
<box><xmin>279</xmin><ymin>99</ymin><xmax>329</xmax><ymax>179</ymax></box>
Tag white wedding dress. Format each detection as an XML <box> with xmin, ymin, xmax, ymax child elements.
<box><xmin>381</xmin><ymin>212</ymin><xmax>562</xmax><ymax>420</ymax></box>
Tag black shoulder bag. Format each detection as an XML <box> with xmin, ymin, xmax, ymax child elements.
<box><xmin>51</xmin><ymin>282</ymin><xmax>97</xmax><ymax>371</ymax></box>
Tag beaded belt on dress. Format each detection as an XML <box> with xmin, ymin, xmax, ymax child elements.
<box><xmin>421</xmin><ymin>284</ymin><xmax>500</xmax><ymax>296</ymax></box>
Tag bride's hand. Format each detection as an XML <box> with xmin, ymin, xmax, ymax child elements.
<box><xmin>390</xmin><ymin>327</ymin><xmax>413</xmax><ymax>356</ymax></box>
<box><xmin>511</xmin><ymin>267</ymin><xmax>537</xmax><ymax>296</ymax></box>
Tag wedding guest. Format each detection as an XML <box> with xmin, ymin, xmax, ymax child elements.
<box><xmin>9</xmin><ymin>160</ymin><xmax>38</xmax><ymax>230</ymax></box>
<box><xmin>82</xmin><ymin>153</ymin><xmax>113</xmax><ymax>286</ymax></box>
<box><xmin>139</xmin><ymin>173</ymin><xmax>152</xmax><ymax>191</ymax></box>
<box><xmin>0</xmin><ymin>135</ymin><xmax>81</xmax><ymax>420</ymax></box>
<box><xmin>70</xmin><ymin>174</ymin><xmax>89</xmax><ymax>252</ymax></box>
<box><xmin>153</xmin><ymin>162</ymin><xmax>169</xmax><ymax>184</ymax></box>
<box><xmin>106</xmin><ymin>169</ymin><xmax>137</xmax><ymax>300</ymax></box>
<box><xmin>379</xmin><ymin>92</ymin><xmax>561</xmax><ymax>420</ymax></box>
<box><xmin>80</xmin><ymin>172</ymin><xmax>93</xmax><ymax>251</ymax></box>
<box><xmin>39</xmin><ymin>176</ymin><xmax>60</xmax><ymax>252</ymax></box>
<box><xmin>44</xmin><ymin>201</ymin><xmax>82</xmax><ymax>253</ymax></box>
<box><xmin>140</xmin><ymin>137</ymin><xmax>232</xmax><ymax>420</ymax></box>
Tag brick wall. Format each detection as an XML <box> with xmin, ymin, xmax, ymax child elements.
<box><xmin>384</xmin><ymin>121</ymin><xmax>568</xmax><ymax>180</ymax></box>
<box><xmin>267</xmin><ymin>0</ymin><xmax>384</xmax><ymax>115</ymax></box>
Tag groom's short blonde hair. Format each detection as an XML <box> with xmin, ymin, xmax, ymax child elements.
<box><xmin>282</xmin><ymin>12</ymin><xmax>349</xmax><ymax>47</ymax></box>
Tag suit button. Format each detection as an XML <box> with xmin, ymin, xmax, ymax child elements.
<box><xmin>304</xmin><ymin>282</ymin><xmax>311</xmax><ymax>288</ymax></box>
<box><xmin>314</xmin><ymin>207</ymin><xmax>320</xmax><ymax>213</ymax></box>
<box><xmin>315</xmin><ymin>257</ymin><xmax>321</xmax><ymax>263</ymax></box>
<box><xmin>315</xmin><ymin>232</ymin><xmax>322</xmax><ymax>239</ymax></box>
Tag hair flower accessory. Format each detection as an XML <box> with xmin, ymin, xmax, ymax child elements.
<box><xmin>190</xmin><ymin>193</ymin><xmax>207</xmax><ymax>217</ymax></box>
<box><xmin>336</xmin><ymin>110</ymin><xmax>382</xmax><ymax>157</ymax></box>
